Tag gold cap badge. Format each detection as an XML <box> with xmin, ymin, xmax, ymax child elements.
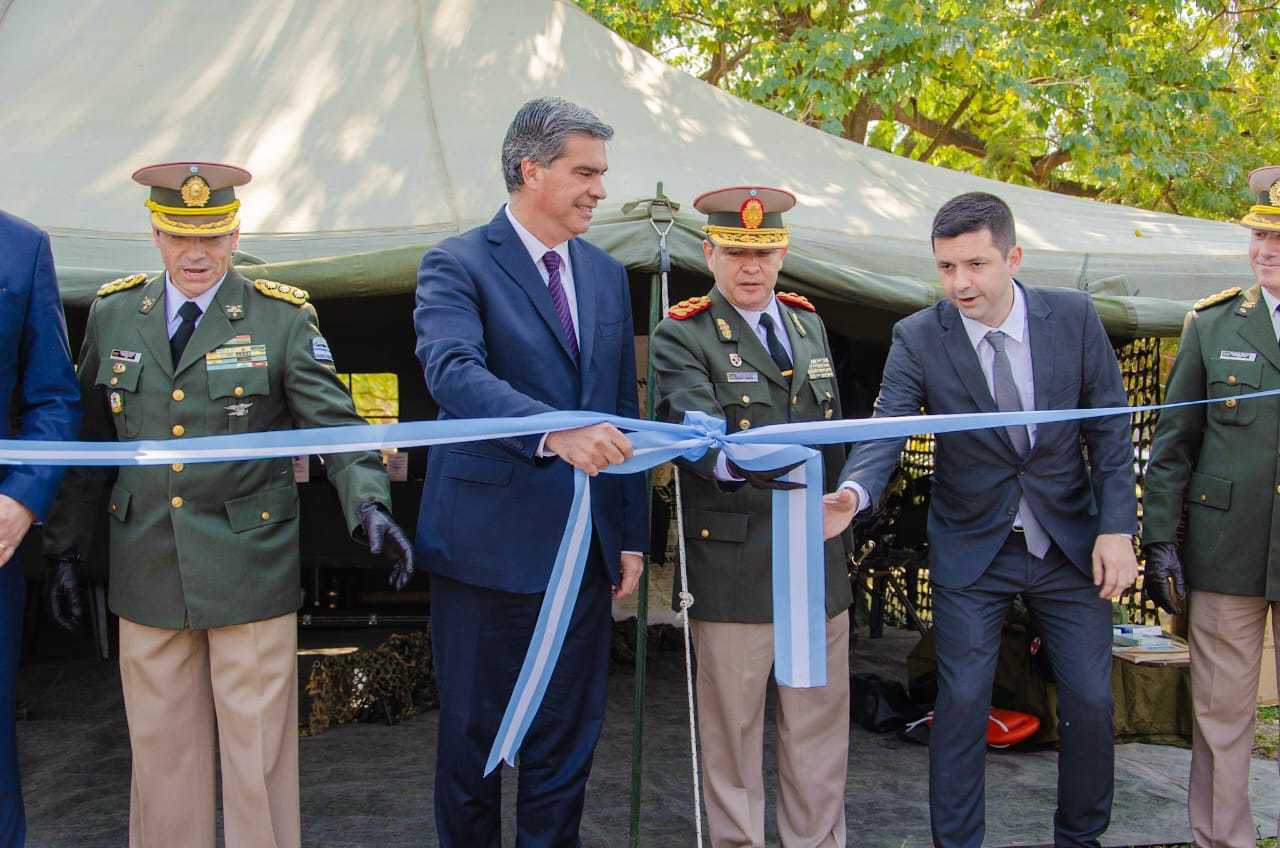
<box><xmin>180</xmin><ymin>175</ymin><xmax>211</xmax><ymax>207</ymax></box>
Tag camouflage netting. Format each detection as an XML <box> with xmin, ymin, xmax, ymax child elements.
<box><xmin>302</xmin><ymin>632</ymin><xmax>438</xmax><ymax>737</ymax></box>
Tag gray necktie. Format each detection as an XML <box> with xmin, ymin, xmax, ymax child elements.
<box><xmin>985</xmin><ymin>330</ymin><xmax>1050</xmax><ymax>558</ymax></box>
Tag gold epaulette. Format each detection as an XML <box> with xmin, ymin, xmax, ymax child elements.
<box><xmin>96</xmin><ymin>273</ymin><xmax>147</xmax><ymax>297</ymax></box>
<box><xmin>777</xmin><ymin>291</ymin><xmax>815</xmax><ymax>312</ymax></box>
<box><xmin>253</xmin><ymin>278</ymin><xmax>309</xmax><ymax>306</ymax></box>
<box><xmin>667</xmin><ymin>296</ymin><xmax>711</xmax><ymax>320</ymax></box>
<box><xmin>1193</xmin><ymin>286</ymin><xmax>1242</xmax><ymax>311</ymax></box>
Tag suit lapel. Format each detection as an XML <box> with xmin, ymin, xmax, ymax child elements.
<box><xmin>1236</xmin><ymin>286</ymin><xmax>1280</xmax><ymax>374</ymax></box>
<box><xmin>487</xmin><ymin>210</ymin><xmax>579</xmax><ymax>368</ymax></box>
<box><xmin>938</xmin><ymin>301</ymin><xmax>1019</xmax><ymax>457</ymax></box>
<box><xmin>175</xmin><ymin>274</ymin><xmax>242</xmax><ymax>375</ymax></box>
<box><xmin>781</xmin><ymin>301</ymin><xmax>812</xmax><ymax>398</ymax></box>
<box><xmin>569</xmin><ymin>238</ymin><xmax>597</xmax><ymax>396</ymax></box>
<box><xmin>136</xmin><ymin>276</ymin><xmax>174</xmax><ymax>379</ymax></box>
<box><xmin>1023</xmin><ymin>284</ymin><xmax>1055</xmax><ymax>413</ymax></box>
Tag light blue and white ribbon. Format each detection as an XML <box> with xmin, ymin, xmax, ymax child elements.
<box><xmin>5</xmin><ymin>387</ymin><xmax>1280</xmax><ymax>774</ymax></box>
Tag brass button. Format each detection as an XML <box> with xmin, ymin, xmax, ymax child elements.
<box><xmin>261</xmin><ymin>511</ymin><xmax>271</xmax><ymax>521</ymax></box>
<box><xmin>699</xmin><ymin>528</ymin><xmax>710</xmax><ymax>539</ymax></box>
<box><xmin>1199</xmin><ymin>494</ymin><xmax>1207</xmax><ymax>503</ymax></box>
<box><xmin>112</xmin><ymin>362</ymin><xmax>126</xmax><ymax>374</ymax></box>
<box><xmin>1276</xmin><ymin>485</ymin><xmax>1280</xmax><ymax>496</ymax></box>
<box><xmin>1227</xmin><ymin>375</ymin><xmax>1238</xmax><ymax>385</ymax></box>
<box><xmin>1225</xmin><ymin>398</ymin><xmax>1237</xmax><ymax>409</ymax></box>
<box><xmin>109</xmin><ymin>503</ymin><xmax>118</xmax><ymax>513</ymax></box>
<box><xmin>825</xmin><ymin>409</ymin><xmax>833</xmax><ymax>419</ymax></box>
<box><xmin>170</xmin><ymin>496</ymin><xmax>184</xmax><ymax>509</ymax></box>
<box><xmin>825</xmin><ymin>391</ymin><xmax>833</xmax><ymax>400</ymax></box>
<box><xmin>233</xmin><ymin>386</ymin><xmax>245</xmax><ymax>397</ymax></box>
<box><xmin>172</xmin><ymin>389</ymin><xmax>185</xmax><ymax>402</ymax></box>
<box><xmin>171</xmin><ymin>463</ymin><xmax>184</xmax><ymax>473</ymax></box>
<box><xmin>740</xmin><ymin>394</ymin><xmax>751</xmax><ymax>404</ymax></box>
<box><xmin>792</xmin><ymin>394</ymin><xmax>799</xmax><ymax>405</ymax></box>
<box><xmin>109</xmin><ymin>377</ymin><xmax>119</xmax><ymax>386</ymax></box>
<box><xmin>171</xmin><ymin>424</ymin><xmax>185</xmax><ymax>437</ymax></box>
<box><xmin>739</xmin><ymin>418</ymin><xmax>750</xmax><ymax>430</ymax></box>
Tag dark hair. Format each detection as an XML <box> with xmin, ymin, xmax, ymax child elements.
<box><xmin>501</xmin><ymin>98</ymin><xmax>614</xmax><ymax>192</ymax></box>
<box><xmin>931</xmin><ymin>192</ymin><xmax>1017</xmax><ymax>254</ymax></box>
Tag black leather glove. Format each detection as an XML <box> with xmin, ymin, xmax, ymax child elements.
<box><xmin>725</xmin><ymin>458</ymin><xmax>806</xmax><ymax>491</ymax></box>
<box><xmin>45</xmin><ymin>553</ymin><xmax>84</xmax><ymax>632</ymax></box>
<box><xmin>1141</xmin><ymin>541</ymin><xmax>1186</xmax><ymax>615</ymax></box>
<box><xmin>358</xmin><ymin>501</ymin><xmax>415</xmax><ymax>590</ymax></box>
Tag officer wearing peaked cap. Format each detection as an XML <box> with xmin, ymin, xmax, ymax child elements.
<box><xmin>42</xmin><ymin>162</ymin><xmax>414</xmax><ymax>848</ymax></box>
<box><xmin>650</xmin><ymin>186</ymin><xmax>853</xmax><ymax>848</ymax></box>
<box><xmin>1143</xmin><ymin>165</ymin><xmax>1280</xmax><ymax>845</ymax></box>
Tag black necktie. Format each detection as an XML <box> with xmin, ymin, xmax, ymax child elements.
<box><xmin>758</xmin><ymin>312</ymin><xmax>793</xmax><ymax>377</ymax></box>
<box><xmin>170</xmin><ymin>301</ymin><xmax>203</xmax><ymax>366</ymax></box>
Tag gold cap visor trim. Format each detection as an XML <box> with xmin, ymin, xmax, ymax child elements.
<box><xmin>705</xmin><ymin>225</ymin><xmax>789</xmax><ymax>248</ymax></box>
<box><xmin>1240</xmin><ymin>204</ymin><xmax>1280</xmax><ymax>233</ymax></box>
<box><xmin>149</xmin><ymin>210</ymin><xmax>240</xmax><ymax>237</ymax></box>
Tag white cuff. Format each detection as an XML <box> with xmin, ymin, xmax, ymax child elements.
<box><xmin>536</xmin><ymin>433</ymin><xmax>552</xmax><ymax>458</ymax></box>
<box><xmin>838</xmin><ymin>480</ymin><xmax>870</xmax><ymax>514</ymax></box>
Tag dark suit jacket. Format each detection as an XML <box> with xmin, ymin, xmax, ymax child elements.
<box><xmin>0</xmin><ymin>210</ymin><xmax>80</xmax><ymax>522</ymax></box>
<box><xmin>839</xmin><ymin>284</ymin><xmax>1136</xmax><ymax>589</ymax></box>
<box><xmin>412</xmin><ymin>208</ymin><xmax>648</xmax><ymax>593</ymax></box>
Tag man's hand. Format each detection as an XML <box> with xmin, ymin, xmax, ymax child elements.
<box><xmin>0</xmin><ymin>494</ymin><xmax>35</xmax><ymax>568</ymax></box>
<box><xmin>545</xmin><ymin>423</ymin><xmax>634</xmax><ymax>476</ymax></box>
<box><xmin>45</xmin><ymin>553</ymin><xmax>84</xmax><ymax>631</ymax></box>
<box><xmin>822</xmin><ymin>488</ymin><xmax>860</xmax><ymax>541</ymax></box>
<box><xmin>613</xmin><ymin>552</ymin><xmax>644</xmax><ymax>600</ymax></box>
<box><xmin>1092</xmin><ymin>533</ymin><xmax>1139</xmax><ymax>600</ymax></box>
<box><xmin>1140</xmin><ymin>542</ymin><xmax>1186</xmax><ymax>615</ymax></box>
<box><xmin>358</xmin><ymin>501</ymin><xmax>415</xmax><ymax>590</ymax></box>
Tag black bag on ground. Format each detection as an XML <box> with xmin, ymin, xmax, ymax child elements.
<box><xmin>850</xmin><ymin>672</ymin><xmax>927</xmax><ymax>732</ymax></box>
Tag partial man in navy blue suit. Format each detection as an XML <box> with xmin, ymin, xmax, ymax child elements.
<box><xmin>0</xmin><ymin>210</ymin><xmax>81</xmax><ymax>846</ymax></box>
<box><xmin>413</xmin><ymin>98</ymin><xmax>648</xmax><ymax>847</ymax></box>
<box><xmin>823</xmin><ymin>193</ymin><xmax>1138</xmax><ymax>847</ymax></box>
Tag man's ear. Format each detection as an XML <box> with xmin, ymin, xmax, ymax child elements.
<box><xmin>519</xmin><ymin>158</ymin><xmax>541</xmax><ymax>191</ymax></box>
<box><xmin>1005</xmin><ymin>244</ymin><xmax>1023</xmax><ymax>275</ymax></box>
<box><xmin>702</xmin><ymin>239</ymin><xmax>715</xmax><ymax>272</ymax></box>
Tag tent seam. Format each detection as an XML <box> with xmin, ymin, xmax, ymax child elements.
<box><xmin>413</xmin><ymin>0</ymin><xmax>463</xmax><ymax>233</ymax></box>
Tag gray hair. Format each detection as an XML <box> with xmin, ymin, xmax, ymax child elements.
<box><xmin>501</xmin><ymin>98</ymin><xmax>614</xmax><ymax>192</ymax></box>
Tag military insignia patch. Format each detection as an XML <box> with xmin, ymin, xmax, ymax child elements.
<box><xmin>109</xmin><ymin>349</ymin><xmax>141</xmax><ymax>363</ymax></box>
<box><xmin>716</xmin><ymin>318</ymin><xmax>733</xmax><ymax>340</ymax></box>
<box><xmin>139</xmin><ymin>296</ymin><xmax>156</xmax><ymax>314</ymax></box>
<box><xmin>1219</xmin><ymin>350</ymin><xmax>1258</xmax><ymax>362</ymax></box>
<box><xmin>206</xmin><ymin>343</ymin><xmax>268</xmax><ymax>370</ymax></box>
<box><xmin>224</xmin><ymin>304</ymin><xmax>244</xmax><ymax>320</ymax></box>
<box><xmin>740</xmin><ymin>196</ymin><xmax>765</xmax><ymax>230</ymax></box>
<box><xmin>1193</xmin><ymin>287</ymin><xmax>1241</xmax><ymax>311</ymax></box>
<box><xmin>667</xmin><ymin>296</ymin><xmax>711</xmax><ymax>320</ymax></box>
<box><xmin>729</xmin><ymin>353</ymin><xmax>743</xmax><ymax>367</ymax></box>
<box><xmin>807</xmin><ymin>357</ymin><xmax>835</xmax><ymax>379</ymax></box>
<box><xmin>254</xmin><ymin>278</ymin><xmax>309</xmax><ymax>306</ymax></box>
<box><xmin>224</xmin><ymin>402</ymin><xmax>253</xmax><ymax>417</ymax></box>
<box><xmin>180</xmin><ymin>175</ymin><xmax>211</xmax><ymax>207</ymax></box>
<box><xmin>97</xmin><ymin>273</ymin><xmax>147</xmax><ymax>298</ymax></box>
<box><xmin>312</xmin><ymin>336</ymin><xmax>334</xmax><ymax>363</ymax></box>
<box><xmin>109</xmin><ymin>392</ymin><xmax>123</xmax><ymax>414</ymax></box>
<box><xmin>776</xmin><ymin>292</ymin><xmax>816</xmax><ymax>312</ymax></box>
<box><xmin>726</xmin><ymin>371</ymin><xmax>758</xmax><ymax>383</ymax></box>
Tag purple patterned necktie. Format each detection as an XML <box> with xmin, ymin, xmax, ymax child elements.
<box><xmin>542</xmin><ymin>250</ymin><xmax>579</xmax><ymax>364</ymax></box>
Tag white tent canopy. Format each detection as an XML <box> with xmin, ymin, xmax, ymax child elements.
<box><xmin>0</xmin><ymin>0</ymin><xmax>1252</xmax><ymax>306</ymax></box>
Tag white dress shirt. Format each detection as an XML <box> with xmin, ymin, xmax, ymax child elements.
<box><xmin>504</xmin><ymin>204</ymin><xmax>579</xmax><ymax>338</ymax></box>
<box><xmin>164</xmin><ymin>273</ymin><xmax>226</xmax><ymax>339</ymax></box>
<box><xmin>713</xmin><ymin>294</ymin><xmax>792</xmax><ymax>481</ymax></box>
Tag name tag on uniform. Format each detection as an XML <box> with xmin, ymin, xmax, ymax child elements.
<box><xmin>206</xmin><ymin>343</ymin><xmax>268</xmax><ymax>370</ymax></box>
<box><xmin>726</xmin><ymin>371</ymin><xmax>759</xmax><ymax>383</ymax></box>
<box><xmin>807</xmin><ymin>357</ymin><xmax>834</xmax><ymax>379</ymax></box>
<box><xmin>109</xmin><ymin>349</ymin><xmax>141</xmax><ymax>363</ymax></box>
<box><xmin>1219</xmin><ymin>350</ymin><xmax>1257</xmax><ymax>362</ymax></box>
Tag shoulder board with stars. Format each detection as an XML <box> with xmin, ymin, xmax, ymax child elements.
<box><xmin>667</xmin><ymin>296</ymin><xmax>711</xmax><ymax>320</ymax></box>
<box><xmin>1193</xmin><ymin>286</ymin><xmax>1242</xmax><ymax>311</ymax></box>
<box><xmin>253</xmin><ymin>278</ymin><xmax>310</xmax><ymax>306</ymax></box>
<box><xmin>96</xmin><ymin>273</ymin><xmax>148</xmax><ymax>297</ymax></box>
<box><xmin>776</xmin><ymin>291</ymin><xmax>815</xmax><ymax>312</ymax></box>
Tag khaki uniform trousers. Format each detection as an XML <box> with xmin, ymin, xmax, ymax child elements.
<box><xmin>119</xmin><ymin>612</ymin><xmax>300</xmax><ymax>848</ymax></box>
<box><xmin>692</xmin><ymin>610</ymin><xmax>850</xmax><ymax>848</ymax></box>
<box><xmin>1188</xmin><ymin>590</ymin><xmax>1280</xmax><ymax>847</ymax></box>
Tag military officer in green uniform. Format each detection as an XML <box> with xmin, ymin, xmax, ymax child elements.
<box><xmin>650</xmin><ymin>186</ymin><xmax>852</xmax><ymax>848</ymax></box>
<box><xmin>1142</xmin><ymin>165</ymin><xmax>1280</xmax><ymax>846</ymax></box>
<box><xmin>42</xmin><ymin>162</ymin><xmax>413</xmax><ymax>848</ymax></box>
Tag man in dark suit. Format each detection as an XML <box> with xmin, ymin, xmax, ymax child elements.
<box><xmin>0</xmin><ymin>210</ymin><xmax>81</xmax><ymax>845</ymax></box>
<box><xmin>413</xmin><ymin>97</ymin><xmax>648</xmax><ymax>847</ymax></box>
<box><xmin>823</xmin><ymin>192</ymin><xmax>1138</xmax><ymax>847</ymax></box>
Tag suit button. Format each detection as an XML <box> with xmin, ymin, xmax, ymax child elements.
<box><xmin>261</xmin><ymin>511</ymin><xmax>271</xmax><ymax>521</ymax></box>
<box><xmin>170</xmin><ymin>496</ymin><xmax>184</xmax><ymax>509</ymax></box>
<box><xmin>171</xmin><ymin>463</ymin><xmax>184</xmax><ymax>473</ymax></box>
<box><xmin>172</xmin><ymin>389</ymin><xmax>185</xmax><ymax>402</ymax></box>
<box><xmin>1225</xmin><ymin>398</ymin><xmax>1237</xmax><ymax>409</ymax></box>
<box><xmin>234</xmin><ymin>386</ymin><xmax>245</xmax><ymax>397</ymax></box>
<box><xmin>739</xmin><ymin>419</ymin><xmax>750</xmax><ymax>430</ymax></box>
<box><xmin>740</xmin><ymin>394</ymin><xmax>751</xmax><ymax>404</ymax></box>
<box><xmin>171</xmin><ymin>424</ymin><xmax>185</xmax><ymax>437</ymax></box>
<box><xmin>109</xmin><ymin>377</ymin><xmax>119</xmax><ymax>386</ymax></box>
<box><xmin>1227</xmin><ymin>375</ymin><xmax>1238</xmax><ymax>385</ymax></box>
<box><xmin>700</xmin><ymin>528</ymin><xmax>710</xmax><ymax>539</ymax></box>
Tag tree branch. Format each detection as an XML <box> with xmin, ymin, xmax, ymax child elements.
<box><xmin>918</xmin><ymin>91</ymin><xmax>976</xmax><ymax>163</ymax></box>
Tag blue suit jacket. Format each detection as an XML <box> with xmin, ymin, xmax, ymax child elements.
<box><xmin>840</xmin><ymin>285</ymin><xmax>1136</xmax><ymax>588</ymax></box>
<box><xmin>0</xmin><ymin>211</ymin><xmax>81</xmax><ymax>522</ymax></box>
<box><xmin>413</xmin><ymin>208</ymin><xmax>648</xmax><ymax>592</ymax></box>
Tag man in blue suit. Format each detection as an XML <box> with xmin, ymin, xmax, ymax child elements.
<box><xmin>824</xmin><ymin>193</ymin><xmax>1138</xmax><ymax>847</ymax></box>
<box><xmin>0</xmin><ymin>210</ymin><xmax>81</xmax><ymax>845</ymax></box>
<box><xmin>413</xmin><ymin>98</ymin><xmax>648</xmax><ymax>847</ymax></box>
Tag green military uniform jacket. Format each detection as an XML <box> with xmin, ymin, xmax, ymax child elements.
<box><xmin>44</xmin><ymin>271</ymin><xmax>390</xmax><ymax>629</ymax></box>
<box><xmin>1144</xmin><ymin>284</ymin><xmax>1280</xmax><ymax>599</ymax></box>
<box><xmin>650</xmin><ymin>286</ymin><xmax>853</xmax><ymax>623</ymax></box>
